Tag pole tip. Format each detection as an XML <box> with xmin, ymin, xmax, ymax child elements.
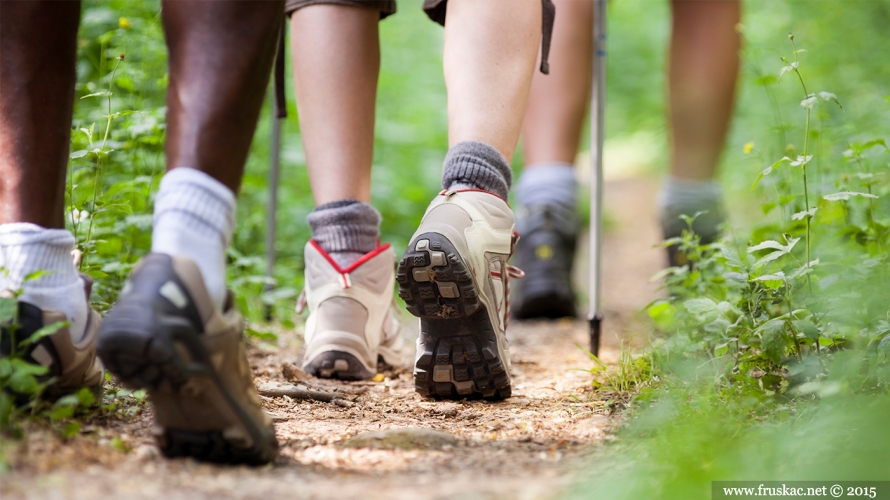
<box><xmin>589</xmin><ymin>315</ymin><xmax>603</xmax><ymax>357</ymax></box>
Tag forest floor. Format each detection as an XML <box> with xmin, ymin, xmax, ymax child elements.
<box><xmin>1</xmin><ymin>177</ymin><xmax>664</xmax><ymax>500</ymax></box>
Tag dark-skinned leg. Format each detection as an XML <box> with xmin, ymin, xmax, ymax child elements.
<box><xmin>0</xmin><ymin>0</ymin><xmax>80</xmax><ymax>228</ymax></box>
<box><xmin>149</xmin><ymin>0</ymin><xmax>283</xmax><ymax>310</ymax></box>
<box><xmin>98</xmin><ymin>1</ymin><xmax>283</xmax><ymax>465</ymax></box>
<box><xmin>162</xmin><ymin>0</ymin><xmax>283</xmax><ymax>191</ymax></box>
<box><xmin>0</xmin><ymin>1</ymin><xmax>94</xmax><ymax>352</ymax></box>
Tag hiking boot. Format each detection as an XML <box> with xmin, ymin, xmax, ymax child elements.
<box><xmin>397</xmin><ymin>189</ymin><xmax>520</xmax><ymax>400</ymax></box>
<box><xmin>97</xmin><ymin>254</ymin><xmax>277</xmax><ymax>465</ymax></box>
<box><xmin>660</xmin><ymin>206</ymin><xmax>723</xmax><ymax>267</ymax></box>
<box><xmin>511</xmin><ymin>203</ymin><xmax>578</xmax><ymax>319</ymax></box>
<box><xmin>298</xmin><ymin>241</ymin><xmax>408</xmax><ymax>380</ymax></box>
<box><xmin>0</xmin><ymin>276</ymin><xmax>104</xmax><ymax>404</ymax></box>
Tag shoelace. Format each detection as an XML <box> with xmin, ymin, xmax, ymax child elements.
<box><xmin>296</xmin><ymin>233</ymin><xmax>526</xmax><ymax>315</ymax></box>
<box><xmin>506</xmin><ymin>264</ymin><xmax>525</xmax><ymax>279</ymax></box>
<box><xmin>295</xmin><ymin>289</ymin><xmax>307</xmax><ymax>315</ymax></box>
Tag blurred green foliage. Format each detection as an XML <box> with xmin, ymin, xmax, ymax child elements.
<box><xmin>572</xmin><ymin>1</ymin><xmax>890</xmax><ymax>498</ymax></box>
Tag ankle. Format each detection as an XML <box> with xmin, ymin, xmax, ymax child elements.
<box><xmin>307</xmin><ymin>199</ymin><xmax>380</xmax><ymax>268</ymax></box>
<box><xmin>516</xmin><ymin>162</ymin><xmax>578</xmax><ymax>213</ymax></box>
<box><xmin>151</xmin><ymin>168</ymin><xmax>235</xmax><ymax>311</ymax></box>
<box><xmin>441</xmin><ymin>141</ymin><xmax>512</xmax><ymax>200</ymax></box>
<box><xmin>0</xmin><ymin>223</ymin><xmax>88</xmax><ymax>342</ymax></box>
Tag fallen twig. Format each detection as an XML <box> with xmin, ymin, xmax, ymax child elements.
<box><xmin>259</xmin><ymin>383</ymin><xmax>356</xmax><ymax>408</ymax></box>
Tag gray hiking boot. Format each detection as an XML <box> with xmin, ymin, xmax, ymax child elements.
<box><xmin>660</xmin><ymin>205</ymin><xmax>724</xmax><ymax>267</ymax></box>
<box><xmin>298</xmin><ymin>241</ymin><xmax>409</xmax><ymax>380</ymax></box>
<box><xmin>1</xmin><ymin>276</ymin><xmax>105</xmax><ymax>403</ymax></box>
<box><xmin>98</xmin><ymin>254</ymin><xmax>277</xmax><ymax>465</ymax></box>
<box><xmin>397</xmin><ymin>189</ymin><xmax>521</xmax><ymax>400</ymax></box>
<box><xmin>511</xmin><ymin>203</ymin><xmax>578</xmax><ymax>319</ymax></box>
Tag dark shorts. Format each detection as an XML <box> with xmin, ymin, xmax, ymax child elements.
<box><xmin>284</xmin><ymin>0</ymin><xmax>448</xmax><ymax>25</ymax></box>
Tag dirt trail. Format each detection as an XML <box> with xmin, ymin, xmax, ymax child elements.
<box><xmin>1</xmin><ymin>178</ymin><xmax>664</xmax><ymax>500</ymax></box>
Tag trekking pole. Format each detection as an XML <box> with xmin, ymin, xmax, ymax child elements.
<box><xmin>264</xmin><ymin>93</ymin><xmax>282</xmax><ymax>322</ymax></box>
<box><xmin>264</xmin><ymin>22</ymin><xmax>287</xmax><ymax>322</ymax></box>
<box><xmin>588</xmin><ymin>0</ymin><xmax>607</xmax><ymax>356</ymax></box>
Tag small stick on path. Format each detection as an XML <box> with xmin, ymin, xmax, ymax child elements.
<box><xmin>260</xmin><ymin>383</ymin><xmax>356</xmax><ymax>408</ymax></box>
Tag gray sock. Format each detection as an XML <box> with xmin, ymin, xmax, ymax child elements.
<box><xmin>515</xmin><ymin>162</ymin><xmax>578</xmax><ymax>213</ymax></box>
<box><xmin>441</xmin><ymin>141</ymin><xmax>513</xmax><ymax>200</ymax></box>
<box><xmin>307</xmin><ymin>199</ymin><xmax>381</xmax><ymax>268</ymax></box>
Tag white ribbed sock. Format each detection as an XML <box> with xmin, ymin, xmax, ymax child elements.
<box><xmin>0</xmin><ymin>224</ymin><xmax>88</xmax><ymax>343</ymax></box>
<box><xmin>151</xmin><ymin>168</ymin><xmax>235</xmax><ymax>311</ymax></box>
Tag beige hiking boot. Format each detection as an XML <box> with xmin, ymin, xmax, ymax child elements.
<box><xmin>98</xmin><ymin>254</ymin><xmax>277</xmax><ymax>465</ymax></box>
<box><xmin>298</xmin><ymin>241</ymin><xmax>409</xmax><ymax>380</ymax></box>
<box><xmin>0</xmin><ymin>276</ymin><xmax>104</xmax><ymax>402</ymax></box>
<box><xmin>397</xmin><ymin>189</ymin><xmax>522</xmax><ymax>400</ymax></box>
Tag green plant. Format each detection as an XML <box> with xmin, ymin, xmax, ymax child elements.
<box><xmin>0</xmin><ymin>285</ymin><xmax>95</xmax><ymax>440</ymax></box>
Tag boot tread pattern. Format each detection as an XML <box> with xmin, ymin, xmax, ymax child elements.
<box><xmin>397</xmin><ymin>233</ymin><xmax>511</xmax><ymax>400</ymax></box>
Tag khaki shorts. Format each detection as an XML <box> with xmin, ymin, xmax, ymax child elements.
<box><xmin>284</xmin><ymin>0</ymin><xmax>555</xmax><ymax>39</ymax></box>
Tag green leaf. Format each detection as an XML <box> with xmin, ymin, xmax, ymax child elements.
<box><xmin>61</xmin><ymin>421</ymin><xmax>81</xmax><ymax>440</ymax></box>
<box><xmin>75</xmin><ymin>387</ymin><xmax>96</xmax><ymax>407</ymax></box>
<box><xmin>23</xmin><ymin>270</ymin><xmax>51</xmax><ymax>283</ymax></box>
<box><xmin>0</xmin><ymin>358</ymin><xmax>11</xmax><ymax>379</ymax></box>
<box><xmin>7</xmin><ymin>371</ymin><xmax>39</xmax><ymax>394</ymax></box>
<box><xmin>111</xmin><ymin>436</ymin><xmax>131</xmax><ymax>453</ymax></box>
<box><xmin>647</xmin><ymin>301</ymin><xmax>671</xmax><ymax>319</ymax></box>
<box><xmin>22</xmin><ymin>321</ymin><xmax>69</xmax><ymax>347</ymax></box>
<box><xmin>747</xmin><ymin>240</ymin><xmax>787</xmax><ymax>252</ymax></box>
<box><xmin>824</xmin><ymin>191</ymin><xmax>879</xmax><ymax>201</ymax></box>
<box><xmin>879</xmin><ymin>335</ymin><xmax>890</xmax><ymax>355</ymax></box>
<box><xmin>748</xmin><ymin>237</ymin><xmax>799</xmax><ymax>267</ymax></box>
<box><xmin>10</xmin><ymin>358</ymin><xmax>49</xmax><ymax>376</ymax></box>
<box><xmin>705</xmin><ymin>318</ymin><xmax>731</xmax><ymax>334</ymax></box>
<box><xmin>792</xmin><ymin>320</ymin><xmax>820</xmax><ymax>342</ymax></box>
<box><xmin>51</xmin><ymin>405</ymin><xmax>75</xmax><ymax>421</ymax></box>
<box><xmin>69</xmin><ymin>150</ymin><xmax>89</xmax><ymax>159</ymax></box>
<box><xmin>752</xmin><ymin>157</ymin><xmax>790</xmax><ymax>188</ymax></box>
<box><xmin>80</xmin><ymin>91</ymin><xmax>111</xmax><ymax>99</ymax></box>
<box><xmin>684</xmin><ymin>298</ymin><xmax>718</xmax><ymax>316</ymax></box>
<box><xmin>0</xmin><ymin>297</ymin><xmax>16</xmax><ymax>324</ymax></box>
<box><xmin>754</xmin><ymin>272</ymin><xmax>786</xmax><ymax>289</ymax></box>
<box><xmin>788</xmin><ymin>260</ymin><xmax>819</xmax><ymax>280</ymax></box>
<box><xmin>759</xmin><ymin>319</ymin><xmax>788</xmax><ymax>364</ymax></box>
<box><xmin>246</xmin><ymin>328</ymin><xmax>278</xmax><ymax>342</ymax></box>
<box><xmin>791</xmin><ymin>208</ymin><xmax>817</xmax><ymax>221</ymax></box>
<box><xmin>754</xmin><ymin>272</ymin><xmax>786</xmax><ymax>282</ymax></box>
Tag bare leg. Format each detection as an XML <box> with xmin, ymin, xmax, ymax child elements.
<box><xmin>668</xmin><ymin>0</ymin><xmax>741</xmax><ymax>180</ymax></box>
<box><xmin>290</xmin><ymin>5</ymin><xmax>379</xmax><ymax>206</ymax></box>
<box><xmin>521</xmin><ymin>0</ymin><xmax>593</xmax><ymax>167</ymax></box>
<box><xmin>444</xmin><ymin>0</ymin><xmax>542</xmax><ymax>162</ymax></box>
<box><xmin>0</xmin><ymin>0</ymin><xmax>81</xmax><ymax>228</ymax></box>
<box><xmin>162</xmin><ymin>0</ymin><xmax>282</xmax><ymax>192</ymax></box>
